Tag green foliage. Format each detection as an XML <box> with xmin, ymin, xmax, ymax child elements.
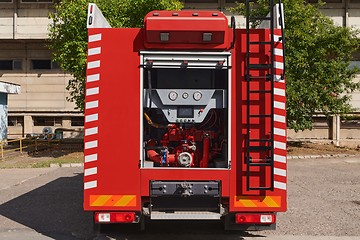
<box><xmin>230</xmin><ymin>0</ymin><xmax>360</xmax><ymax>131</ymax></box>
<box><xmin>48</xmin><ymin>0</ymin><xmax>183</xmax><ymax>111</ymax></box>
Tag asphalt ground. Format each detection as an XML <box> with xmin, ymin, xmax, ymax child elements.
<box><xmin>0</xmin><ymin>156</ymin><xmax>359</xmax><ymax>240</ymax></box>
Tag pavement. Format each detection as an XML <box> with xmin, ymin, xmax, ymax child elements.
<box><xmin>0</xmin><ymin>168</ymin><xmax>55</xmax><ymax>192</ymax></box>
<box><xmin>0</xmin><ymin>156</ymin><xmax>359</xmax><ymax>240</ymax></box>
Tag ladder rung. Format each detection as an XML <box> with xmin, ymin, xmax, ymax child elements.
<box><xmin>249</xmin><ymin>90</ymin><xmax>272</xmax><ymax>93</ymax></box>
<box><xmin>248</xmin><ymin>187</ymin><xmax>272</xmax><ymax>191</ymax></box>
<box><xmin>248</xmin><ymin>64</ymin><xmax>271</xmax><ymax>69</ymax></box>
<box><xmin>250</xmin><ymin>41</ymin><xmax>272</xmax><ymax>45</ymax></box>
<box><xmin>247</xmin><ymin>75</ymin><xmax>272</xmax><ymax>80</ymax></box>
<box><xmin>248</xmin><ymin>146</ymin><xmax>272</xmax><ymax>151</ymax></box>
<box><xmin>249</xmin><ymin>139</ymin><xmax>272</xmax><ymax>142</ymax></box>
<box><xmin>249</xmin><ymin>114</ymin><xmax>272</xmax><ymax>118</ymax></box>
<box><xmin>248</xmin><ymin>162</ymin><xmax>272</xmax><ymax>167</ymax></box>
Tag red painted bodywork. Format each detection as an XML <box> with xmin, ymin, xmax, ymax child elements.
<box><xmin>144</xmin><ymin>11</ymin><xmax>232</xmax><ymax>49</ymax></box>
<box><xmin>84</xmin><ymin>11</ymin><xmax>286</xmax><ymax>215</ymax></box>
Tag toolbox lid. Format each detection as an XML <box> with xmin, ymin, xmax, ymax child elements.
<box><xmin>143</xmin><ymin>11</ymin><xmax>232</xmax><ymax>49</ymax></box>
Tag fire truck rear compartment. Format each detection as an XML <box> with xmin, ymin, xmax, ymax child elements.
<box><xmin>141</xmin><ymin>52</ymin><xmax>230</xmax><ymax>169</ymax></box>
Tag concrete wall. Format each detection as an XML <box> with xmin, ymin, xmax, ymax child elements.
<box><xmin>0</xmin><ymin>1</ymin><xmax>84</xmax><ymax>139</ymax></box>
<box><xmin>0</xmin><ymin>1</ymin><xmax>53</xmax><ymax>39</ymax></box>
<box><xmin>0</xmin><ymin>40</ymin><xmax>82</xmax><ymax>138</ymax></box>
<box><xmin>0</xmin><ymin>41</ymin><xmax>76</xmax><ymax>112</ymax></box>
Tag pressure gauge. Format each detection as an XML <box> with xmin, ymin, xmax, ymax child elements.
<box><xmin>168</xmin><ymin>91</ymin><xmax>178</xmax><ymax>101</ymax></box>
<box><xmin>182</xmin><ymin>92</ymin><xmax>189</xmax><ymax>99</ymax></box>
<box><xmin>193</xmin><ymin>91</ymin><xmax>202</xmax><ymax>101</ymax></box>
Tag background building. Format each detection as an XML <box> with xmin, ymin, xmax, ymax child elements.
<box><xmin>0</xmin><ymin>0</ymin><xmax>359</xmax><ymax>142</ymax></box>
<box><xmin>0</xmin><ymin>0</ymin><xmax>83</xmax><ymax>138</ymax></box>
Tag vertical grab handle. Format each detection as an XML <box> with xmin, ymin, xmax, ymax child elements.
<box><xmin>278</xmin><ymin>1</ymin><xmax>286</xmax><ymax>79</ymax></box>
<box><xmin>230</xmin><ymin>16</ymin><xmax>236</xmax><ymax>49</ymax></box>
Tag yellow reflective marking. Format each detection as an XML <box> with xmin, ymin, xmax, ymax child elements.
<box><xmin>91</xmin><ymin>195</ymin><xmax>112</xmax><ymax>206</ymax></box>
<box><xmin>235</xmin><ymin>196</ymin><xmax>282</xmax><ymax>208</ymax></box>
<box><xmin>238</xmin><ymin>196</ymin><xmax>257</xmax><ymax>207</ymax></box>
<box><xmin>114</xmin><ymin>195</ymin><xmax>135</xmax><ymax>206</ymax></box>
<box><xmin>263</xmin><ymin>196</ymin><xmax>280</xmax><ymax>207</ymax></box>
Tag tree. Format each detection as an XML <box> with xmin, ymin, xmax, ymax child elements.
<box><xmin>230</xmin><ymin>0</ymin><xmax>360</xmax><ymax>131</ymax></box>
<box><xmin>48</xmin><ymin>0</ymin><xmax>183</xmax><ymax>111</ymax></box>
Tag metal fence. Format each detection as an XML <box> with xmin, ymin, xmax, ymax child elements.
<box><xmin>0</xmin><ymin>138</ymin><xmax>61</xmax><ymax>160</ymax></box>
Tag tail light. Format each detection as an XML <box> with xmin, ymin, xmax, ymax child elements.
<box><xmin>95</xmin><ymin>212</ymin><xmax>136</xmax><ymax>223</ymax></box>
<box><xmin>235</xmin><ymin>214</ymin><xmax>276</xmax><ymax>224</ymax></box>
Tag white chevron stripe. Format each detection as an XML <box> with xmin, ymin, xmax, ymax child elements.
<box><xmin>85</xmin><ymin>153</ymin><xmax>98</xmax><ymax>163</ymax></box>
<box><xmin>274</xmin><ymin>114</ymin><xmax>286</xmax><ymax>123</ymax></box>
<box><xmin>86</xmin><ymin>100</ymin><xmax>99</xmax><ymax>109</ymax></box>
<box><xmin>86</xmin><ymin>87</ymin><xmax>99</xmax><ymax>96</ymax></box>
<box><xmin>89</xmin><ymin>34</ymin><xmax>102</xmax><ymax>42</ymax></box>
<box><xmin>274</xmin><ymin>48</ymin><xmax>283</xmax><ymax>57</ymax></box>
<box><xmin>274</xmin><ymin>88</ymin><xmax>285</xmax><ymax>96</ymax></box>
<box><xmin>88</xmin><ymin>60</ymin><xmax>100</xmax><ymax>69</ymax></box>
<box><xmin>87</xmin><ymin>74</ymin><xmax>100</xmax><ymax>83</ymax></box>
<box><xmin>84</xmin><ymin>167</ymin><xmax>98</xmax><ymax>176</ymax></box>
<box><xmin>274</xmin><ymin>127</ymin><xmax>286</xmax><ymax>136</ymax></box>
<box><xmin>88</xmin><ymin>47</ymin><xmax>101</xmax><ymax>56</ymax></box>
<box><xmin>274</xmin><ymin>141</ymin><xmax>286</xmax><ymax>150</ymax></box>
<box><xmin>274</xmin><ymin>181</ymin><xmax>286</xmax><ymax>190</ymax></box>
<box><xmin>85</xmin><ymin>140</ymin><xmax>98</xmax><ymax>149</ymax></box>
<box><xmin>84</xmin><ymin>180</ymin><xmax>97</xmax><ymax>189</ymax></box>
<box><xmin>85</xmin><ymin>127</ymin><xmax>98</xmax><ymax>136</ymax></box>
<box><xmin>274</xmin><ymin>61</ymin><xmax>284</xmax><ymax>70</ymax></box>
<box><xmin>274</xmin><ymin>154</ymin><xmax>286</xmax><ymax>163</ymax></box>
<box><xmin>274</xmin><ymin>101</ymin><xmax>286</xmax><ymax>110</ymax></box>
<box><xmin>274</xmin><ymin>168</ymin><xmax>286</xmax><ymax>177</ymax></box>
<box><xmin>85</xmin><ymin>113</ymin><xmax>98</xmax><ymax>123</ymax></box>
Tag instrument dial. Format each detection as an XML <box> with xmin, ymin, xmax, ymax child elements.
<box><xmin>182</xmin><ymin>92</ymin><xmax>189</xmax><ymax>99</ymax></box>
<box><xmin>193</xmin><ymin>91</ymin><xmax>202</xmax><ymax>101</ymax></box>
<box><xmin>168</xmin><ymin>91</ymin><xmax>178</xmax><ymax>101</ymax></box>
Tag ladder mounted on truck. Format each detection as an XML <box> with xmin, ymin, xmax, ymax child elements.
<box><xmin>245</xmin><ymin>0</ymin><xmax>285</xmax><ymax>191</ymax></box>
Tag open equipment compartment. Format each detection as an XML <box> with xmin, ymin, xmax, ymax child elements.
<box><xmin>140</xmin><ymin>51</ymin><xmax>231</xmax><ymax>169</ymax></box>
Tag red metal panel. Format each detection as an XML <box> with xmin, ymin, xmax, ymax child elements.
<box><xmin>143</xmin><ymin>10</ymin><xmax>232</xmax><ymax>50</ymax></box>
<box><xmin>84</xmin><ymin>28</ymin><xmax>143</xmax><ymax>211</ymax></box>
<box><xmin>230</xmin><ymin>29</ymin><xmax>287</xmax><ymax>213</ymax></box>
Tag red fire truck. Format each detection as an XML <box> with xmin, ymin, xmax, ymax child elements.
<box><xmin>84</xmin><ymin>1</ymin><xmax>286</xmax><ymax>231</ymax></box>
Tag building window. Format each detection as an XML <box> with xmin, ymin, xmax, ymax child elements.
<box><xmin>0</xmin><ymin>60</ymin><xmax>22</xmax><ymax>70</ymax></box>
<box><xmin>0</xmin><ymin>0</ymin><xmax>13</xmax><ymax>3</ymax></box>
<box><xmin>31</xmin><ymin>60</ymin><xmax>59</xmax><ymax>70</ymax></box>
<box><xmin>71</xmin><ymin>117</ymin><xmax>84</xmax><ymax>126</ymax></box>
<box><xmin>21</xmin><ymin>0</ymin><xmax>53</xmax><ymax>3</ymax></box>
<box><xmin>33</xmin><ymin>117</ymin><xmax>62</xmax><ymax>126</ymax></box>
<box><xmin>312</xmin><ymin>117</ymin><xmax>330</xmax><ymax>129</ymax></box>
<box><xmin>8</xmin><ymin>116</ymin><xmax>24</xmax><ymax>126</ymax></box>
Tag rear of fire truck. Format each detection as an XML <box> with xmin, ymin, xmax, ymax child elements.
<box><xmin>84</xmin><ymin>1</ymin><xmax>286</xmax><ymax>231</ymax></box>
